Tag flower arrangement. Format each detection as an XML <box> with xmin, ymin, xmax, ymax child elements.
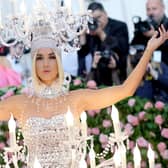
<box><xmin>0</xmin><ymin>79</ymin><xmax>168</xmax><ymax>167</ymax></box>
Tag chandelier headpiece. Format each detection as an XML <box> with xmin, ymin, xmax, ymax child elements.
<box><xmin>0</xmin><ymin>0</ymin><xmax>91</xmax><ymax>57</ymax></box>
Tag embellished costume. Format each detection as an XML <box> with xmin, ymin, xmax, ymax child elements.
<box><xmin>23</xmin><ymin>114</ymin><xmax>82</xmax><ymax>168</ymax></box>
<box><xmin>19</xmin><ymin>74</ymin><xmax>86</xmax><ymax>168</ymax></box>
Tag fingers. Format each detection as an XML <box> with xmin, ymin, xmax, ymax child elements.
<box><xmin>151</xmin><ymin>31</ymin><xmax>158</xmax><ymax>39</ymax></box>
<box><xmin>158</xmin><ymin>24</ymin><xmax>168</xmax><ymax>41</ymax></box>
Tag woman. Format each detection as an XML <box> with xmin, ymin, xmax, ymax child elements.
<box><xmin>0</xmin><ymin>46</ymin><xmax>21</xmax><ymax>88</ymax></box>
<box><xmin>0</xmin><ymin>25</ymin><xmax>168</xmax><ymax>167</ymax></box>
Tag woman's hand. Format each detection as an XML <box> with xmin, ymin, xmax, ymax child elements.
<box><xmin>146</xmin><ymin>25</ymin><xmax>168</xmax><ymax>52</ymax></box>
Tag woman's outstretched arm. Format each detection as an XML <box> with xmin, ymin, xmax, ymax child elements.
<box><xmin>75</xmin><ymin>25</ymin><xmax>168</xmax><ymax>111</ymax></box>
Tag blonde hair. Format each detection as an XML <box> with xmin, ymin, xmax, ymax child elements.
<box><xmin>31</xmin><ymin>48</ymin><xmax>64</xmax><ymax>92</ymax></box>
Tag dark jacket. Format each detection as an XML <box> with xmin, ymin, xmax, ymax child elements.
<box><xmin>131</xmin><ymin>15</ymin><xmax>168</xmax><ymax>66</ymax></box>
<box><xmin>135</xmin><ymin>62</ymin><xmax>168</xmax><ymax>103</ymax></box>
<box><xmin>78</xmin><ymin>17</ymin><xmax>129</xmax><ymax>81</ymax></box>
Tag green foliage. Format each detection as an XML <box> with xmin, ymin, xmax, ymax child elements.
<box><xmin>0</xmin><ymin>82</ymin><xmax>168</xmax><ymax>167</ymax></box>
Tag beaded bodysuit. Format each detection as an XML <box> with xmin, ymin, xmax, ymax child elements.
<box><xmin>22</xmin><ymin>74</ymin><xmax>83</xmax><ymax>168</ymax></box>
<box><xmin>23</xmin><ymin>114</ymin><xmax>82</xmax><ymax>168</ymax></box>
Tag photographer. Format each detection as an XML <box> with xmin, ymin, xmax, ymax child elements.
<box><xmin>131</xmin><ymin>0</ymin><xmax>168</xmax><ymax>66</ymax></box>
<box><xmin>148</xmin><ymin>54</ymin><xmax>168</xmax><ymax>103</ymax></box>
<box><xmin>91</xmin><ymin>49</ymin><xmax>120</xmax><ymax>85</ymax></box>
<box><xmin>130</xmin><ymin>48</ymin><xmax>168</xmax><ymax>103</ymax></box>
<box><xmin>78</xmin><ymin>2</ymin><xmax>129</xmax><ymax>85</ymax></box>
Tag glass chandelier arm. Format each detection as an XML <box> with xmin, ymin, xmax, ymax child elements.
<box><xmin>96</xmin><ymin>158</ymin><xmax>114</xmax><ymax>168</ymax></box>
<box><xmin>0</xmin><ymin>36</ymin><xmax>17</xmax><ymax>47</ymax></box>
<box><xmin>14</xmin><ymin>25</ymin><xmax>29</xmax><ymax>41</ymax></box>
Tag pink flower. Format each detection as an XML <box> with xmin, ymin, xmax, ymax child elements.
<box><xmin>144</xmin><ymin>102</ymin><xmax>153</xmax><ymax>110</ymax></box>
<box><xmin>101</xmin><ymin>143</ymin><xmax>107</xmax><ymax>149</ymax></box>
<box><xmin>129</xmin><ymin>140</ymin><xmax>135</xmax><ymax>150</ymax></box>
<box><xmin>94</xmin><ymin>109</ymin><xmax>101</xmax><ymax>114</ymax></box>
<box><xmin>91</xmin><ymin>127</ymin><xmax>100</xmax><ymax>135</ymax></box>
<box><xmin>157</xmin><ymin>142</ymin><xmax>167</xmax><ymax>153</ymax></box>
<box><xmin>138</xmin><ymin>111</ymin><xmax>146</xmax><ymax>121</ymax></box>
<box><xmin>86</xmin><ymin>80</ymin><xmax>97</xmax><ymax>89</ymax></box>
<box><xmin>127</xmin><ymin>115</ymin><xmax>139</xmax><ymax>126</ymax></box>
<box><xmin>102</xmin><ymin>120</ymin><xmax>112</xmax><ymax>128</ymax></box>
<box><xmin>137</xmin><ymin>137</ymin><xmax>148</xmax><ymax>148</ymax></box>
<box><xmin>141</xmin><ymin>160</ymin><xmax>147</xmax><ymax>168</ymax></box>
<box><xmin>106</xmin><ymin>107</ymin><xmax>112</xmax><ymax>115</ymax></box>
<box><xmin>87</xmin><ymin>110</ymin><xmax>96</xmax><ymax>117</ymax></box>
<box><xmin>160</xmin><ymin>149</ymin><xmax>168</xmax><ymax>159</ymax></box>
<box><xmin>155</xmin><ymin>163</ymin><xmax>162</xmax><ymax>168</ymax></box>
<box><xmin>155</xmin><ymin>115</ymin><xmax>164</xmax><ymax>125</ymax></box>
<box><xmin>161</xmin><ymin>128</ymin><xmax>168</xmax><ymax>139</ymax></box>
<box><xmin>0</xmin><ymin>142</ymin><xmax>5</xmax><ymax>150</ymax></box>
<box><xmin>127</xmin><ymin>161</ymin><xmax>133</xmax><ymax>168</ymax></box>
<box><xmin>73</xmin><ymin>78</ymin><xmax>82</xmax><ymax>86</ymax></box>
<box><xmin>99</xmin><ymin>133</ymin><xmax>108</xmax><ymax>144</ymax></box>
<box><xmin>124</xmin><ymin>123</ymin><xmax>134</xmax><ymax>136</ymax></box>
<box><xmin>87</xmin><ymin>128</ymin><xmax>92</xmax><ymax>136</ymax></box>
<box><xmin>0</xmin><ymin>90</ymin><xmax>14</xmax><ymax>100</ymax></box>
<box><xmin>128</xmin><ymin>98</ymin><xmax>136</xmax><ymax>107</ymax></box>
<box><xmin>155</xmin><ymin>101</ymin><xmax>165</xmax><ymax>110</ymax></box>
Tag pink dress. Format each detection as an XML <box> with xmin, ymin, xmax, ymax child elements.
<box><xmin>0</xmin><ymin>65</ymin><xmax>21</xmax><ymax>88</ymax></box>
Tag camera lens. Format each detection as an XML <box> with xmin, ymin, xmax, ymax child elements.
<box><xmin>88</xmin><ymin>18</ymin><xmax>98</xmax><ymax>31</ymax></box>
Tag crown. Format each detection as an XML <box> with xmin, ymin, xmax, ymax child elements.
<box><xmin>0</xmin><ymin>1</ymin><xmax>91</xmax><ymax>57</ymax></box>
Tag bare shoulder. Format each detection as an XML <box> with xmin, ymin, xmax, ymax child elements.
<box><xmin>0</xmin><ymin>94</ymin><xmax>28</xmax><ymax>120</ymax></box>
<box><xmin>2</xmin><ymin>94</ymin><xmax>27</xmax><ymax>104</ymax></box>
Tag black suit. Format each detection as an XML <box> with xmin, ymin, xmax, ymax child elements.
<box><xmin>78</xmin><ymin>18</ymin><xmax>129</xmax><ymax>84</ymax></box>
<box><xmin>131</xmin><ymin>15</ymin><xmax>168</xmax><ymax>66</ymax></box>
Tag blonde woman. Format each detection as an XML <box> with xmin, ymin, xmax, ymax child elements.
<box><xmin>0</xmin><ymin>25</ymin><xmax>168</xmax><ymax>167</ymax></box>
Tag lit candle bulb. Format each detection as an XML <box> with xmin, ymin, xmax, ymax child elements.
<box><xmin>80</xmin><ymin>111</ymin><xmax>87</xmax><ymax>137</ymax></box>
<box><xmin>20</xmin><ymin>0</ymin><xmax>26</xmax><ymax>15</ymax></box>
<box><xmin>113</xmin><ymin>147</ymin><xmax>121</xmax><ymax>168</ymax></box>
<box><xmin>79</xmin><ymin>156</ymin><xmax>87</xmax><ymax>168</ymax></box>
<box><xmin>133</xmin><ymin>143</ymin><xmax>141</xmax><ymax>168</ymax></box>
<box><xmin>120</xmin><ymin>143</ymin><xmax>127</xmax><ymax>168</ymax></box>
<box><xmin>79</xmin><ymin>0</ymin><xmax>85</xmax><ymax>14</ymax></box>
<box><xmin>147</xmin><ymin>144</ymin><xmax>155</xmax><ymax>168</ymax></box>
<box><xmin>8</xmin><ymin>113</ymin><xmax>16</xmax><ymax>148</ymax></box>
<box><xmin>89</xmin><ymin>139</ymin><xmax>96</xmax><ymax>168</ymax></box>
<box><xmin>53</xmin><ymin>0</ymin><xmax>58</xmax><ymax>10</ymax></box>
<box><xmin>80</xmin><ymin>111</ymin><xmax>87</xmax><ymax>156</ymax></box>
<box><xmin>65</xmin><ymin>0</ymin><xmax>72</xmax><ymax>14</ymax></box>
<box><xmin>10</xmin><ymin>0</ymin><xmax>16</xmax><ymax>15</ymax></box>
<box><xmin>65</xmin><ymin>107</ymin><xmax>74</xmax><ymax>127</ymax></box>
<box><xmin>111</xmin><ymin>105</ymin><xmax>121</xmax><ymax>139</ymax></box>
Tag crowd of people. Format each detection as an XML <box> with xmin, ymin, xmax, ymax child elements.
<box><xmin>0</xmin><ymin>0</ymin><xmax>168</xmax><ymax>104</ymax></box>
<box><xmin>0</xmin><ymin>0</ymin><xmax>168</xmax><ymax>167</ymax></box>
<box><xmin>77</xmin><ymin>0</ymin><xmax>168</xmax><ymax>103</ymax></box>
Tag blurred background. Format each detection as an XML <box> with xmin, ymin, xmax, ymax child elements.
<box><xmin>1</xmin><ymin>0</ymin><xmax>168</xmax><ymax>40</ymax></box>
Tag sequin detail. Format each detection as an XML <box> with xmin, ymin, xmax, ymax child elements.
<box><xmin>23</xmin><ymin>114</ymin><xmax>82</xmax><ymax>168</ymax></box>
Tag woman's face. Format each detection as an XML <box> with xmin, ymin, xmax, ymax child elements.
<box><xmin>35</xmin><ymin>48</ymin><xmax>58</xmax><ymax>86</ymax></box>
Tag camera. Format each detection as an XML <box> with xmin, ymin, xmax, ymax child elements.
<box><xmin>97</xmin><ymin>50</ymin><xmax>116</xmax><ymax>68</ymax></box>
<box><xmin>129</xmin><ymin>45</ymin><xmax>145</xmax><ymax>68</ymax></box>
<box><xmin>132</xmin><ymin>16</ymin><xmax>152</xmax><ymax>33</ymax></box>
<box><xmin>88</xmin><ymin>18</ymin><xmax>98</xmax><ymax>31</ymax></box>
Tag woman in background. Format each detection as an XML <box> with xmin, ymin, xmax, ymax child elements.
<box><xmin>0</xmin><ymin>45</ymin><xmax>21</xmax><ymax>88</ymax></box>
